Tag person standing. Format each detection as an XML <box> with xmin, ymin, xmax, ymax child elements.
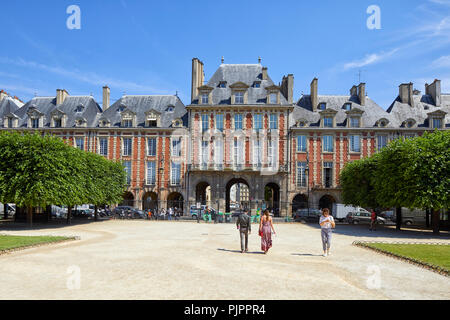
<box><xmin>369</xmin><ymin>210</ymin><xmax>377</xmax><ymax>231</ymax></box>
<box><xmin>236</xmin><ymin>209</ymin><xmax>251</xmax><ymax>253</ymax></box>
<box><xmin>168</xmin><ymin>207</ymin><xmax>173</xmax><ymax>221</ymax></box>
<box><xmin>319</xmin><ymin>208</ymin><xmax>335</xmax><ymax>257</ymax></box>
<box><xmin>259</xmin><ymin>209</ymin><xmax>276</xmax><ymax>254</ymax></box>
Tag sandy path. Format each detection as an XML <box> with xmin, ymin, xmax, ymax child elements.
<box><xmin>0</xmin><ymin>220</ymin><xmax>448</xmax><ymax>300</ymax></box>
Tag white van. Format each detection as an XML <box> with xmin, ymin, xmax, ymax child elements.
<box><xmin>333</xmin><ymin>204</ymin><xmax>370</xmax><ymax>222</ymax></box>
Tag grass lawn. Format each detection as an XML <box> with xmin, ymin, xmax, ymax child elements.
<box><xmin>0</xmin><ymin>235</ymin><xmax>72</xmax><ymax>251</ymax></box>
<box><xmin>366</xmin><ymin>243</ymin><xmax>450</xmax><ymax>271</ymax></box>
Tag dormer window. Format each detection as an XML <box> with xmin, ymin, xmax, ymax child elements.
<box><xmin>75</xmin><ymin>118</ymin><xmax>87</xmax><ymax>127</ymax></box>
<box><xmin>377</xmin><ymin>118</ymin><xmax>389</xmax><ymax>128</ymax></box>
<box><xmin>166</xmin><ymin>106</ymin><xmax>174</xmax><ymax>113</ymax></box>
<box><xmin>432</xmin><ymin>118</ymin><xmax>442</xmax><ymax>129</ymax></box>
<box><xmin>8</xmin><ymin>118</ymin><xmax>13</xmax><ymax>128</ymax></box>
<box><xmin>403</xmin><ymin>119</ymin><xmax>416</xmax><ymax>128</ymax></box>
<box><xmin>350</xmin><ymin>117</ymin><xmax>360</xmax><ymax>128</ymax></box>
<box><xmin>122</xmin><ymin>119</ymin><xmax>133</xmax><ymax>128</ymax></box>
<box><xmin>254</xmin><ymin>81</ymin><xmax>261</xmax><ymax>88</ymax></box>
<box><xmin>75</xmin><ymin>105</ymin><xmax>84</xmax><ymax>113</ymax></box>
<box><xmin>319</xmin><ymin>103</ymin><xmax>326</xmax><ymax>110</ymax></box>
<box><xmin>99</xmin><ymin>119</ymin><xmax>110</xmax><ymax>128</ymax></box>
<box><xmin>117</xmin><ymin>105</ymin><xmax>126</xmax><ymax>113</ymax></box>
<box><xmin>201</xmin><ymin>94</ymin><xmax>209</xmax><ymax>104</ymax></box>
<box><xmin>324</xmin><ymin>117</ymin><xmax>333</xmax><ymax>128</ymax></box>
<box><xmin>54</xmin><ymin>118</ymin><xmax>62</xmax><ymax>128</ymax></box>
<box><xmin>145</xmin><ymin>110</ymin><xmax>161</xmax><ymax>128</ymax></box>
<box><xmin>31</xmin><ymin>118</ymin><xmax>39</xmax><ymax>128</ymax></box>
<box><xmin>427</xmin><ymin>110</ymin><xmax>446</xmax><ymax>129</ymax></box>
<box><xmin>235</xmin><ymin>92</ymin><xmax>244</xmax><ymax>104</ymax></box>
<box><xmin>269</xmin><ymin>93</ymin><xmax>277</xmax><ymax>104</ymax></box>
<box><xmin>219</xmin><ymin>81</ymin><xmax>227</xmax><ymax>88</ymax></box>
<box><xmin>344</xmin><ymin>103</ymin><xmax>352</xmax><ymax>111</ymax></box>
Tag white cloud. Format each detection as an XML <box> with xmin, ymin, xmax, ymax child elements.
<box><xmin>343</xmin><ymin>49</ymin><xmax>399</xmax><ymax>70</ymax></box>
<box><xmin>431</xmin><ymin>55</ymin><xmax>450</xmax><ymax>68</ymax></box>
<box><xmin>0</xmin><ymin>57</ymin><xmax>175</xmax><ymax>95</ymax></box>
<box><xmin>429</xmin><ymin>0</ymin><xmax>450</xmax><ymax>6</ymax></box>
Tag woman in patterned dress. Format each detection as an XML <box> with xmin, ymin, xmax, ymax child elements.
<box><xmin>259</xmin><ymin>209</ymin><xmax>276</xmax><ymax>254</ymax></box>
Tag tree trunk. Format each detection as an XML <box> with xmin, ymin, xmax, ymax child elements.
<box><xmin>3</xmin><ymin>203</ymin><xmax>8</xmax><ymax>220</ymax></box>
<box><xmin>27</xmin><ymin>206</ymin><xmax>33</xmax><ymax>228</ymax></box>
<box><xmin>431</xmin><ymin>209</ymin><xmax>440</xmax><ymax>235</ymax></box>
<box><xmin>426</xmin><ymin>208</ymin><xmax>430</xmax><ymax>228</ymax></box>
<box><xmin>396</xmin><ymin>207</ymin><xmax>402</xmax><ymax>231</ymax></box>
<box><xmin>67</xmin><ymin>207</ymin><xmax>72</xmax><ymax>225</ymax></box>
<box><xmin>94</xmin><ymin>205</ymin><xmax>98</xmax><ymax>221</ymax></box>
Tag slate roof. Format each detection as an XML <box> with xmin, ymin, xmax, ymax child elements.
<box><xmin>292</xmin><ymin>94</ymin><xmax>398</xmax><ymax>128</ymax></box>
<box><xmin>0</xmin><ymin>96</ymin><xmax>24</xmax><ymax>123</ymax></box>
<box><xmin>387</xmin><ymin>93</ymin><xmax>450</xmax><ymax>128</ymax></box>
<box><xmin>100</xmin><ymin>95</ymin><xmax>187</xmax><ymax>128</ymax></box>
<box><xmin>191</xmin><ymin>64</ymin><xmax>289</xmax><ymax>105</ymax></box>
<box><xmin>14</xmin><ymin>96</ymin><xmax>102</xmax><ymax>128</ymax></box>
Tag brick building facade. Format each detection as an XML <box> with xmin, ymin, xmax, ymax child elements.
<box><xmin>0</xmin><ymin>59</ymin><xmax>449</xmax><ymax>216</ymax></box>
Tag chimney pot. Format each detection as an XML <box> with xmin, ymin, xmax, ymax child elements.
<box><xmin>103</xmin><ymin>86</ymin><xmax>110</xmax><ymax>111</ymax></box>
<box><xmin>311</xmin><ymin>78</ymin><xmax>318</xmax><ymax>111</ymax></box>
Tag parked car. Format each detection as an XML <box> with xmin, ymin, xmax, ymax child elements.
<box><xmin>346</xmin><ymin>210</ymin><xmax>387</xmax><ymax>224</ymax></box>
<box><xmin>391</xmin><ymin>208</ymin><xmax>426</xmax><ymax>226</ymax></box>
<box><xmin>189</xmin><ymin>205</ymin><xmax>216</xmax><ymax>220</ymax></box>
<box><xmin>294</xmin><ymin>208</ymin><xmax>322</xmax><ymax>222</ymax></box>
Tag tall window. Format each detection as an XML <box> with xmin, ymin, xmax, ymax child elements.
<box><xmin>171</xmin><ymin>137</ymin><xmax>181</xmax><ymax>157</ymax></box>
<box><xmin>234</xmin><ymin>114</ymin><xmax>243</xmax><ymax>130</ymax></box>
<box><xmin>350</xmin><ymin>117</ymin><xmax>360</xmax><ymax>128</ymax></box>
<box><xmin>124</xmin><ymin>161</ymin><xmax>132</xmax><ymax>185</ymax></box>
<box><xmin>319</xmin><ymin>103</ymin><xmax>326</xmax><ymax>110</ymax></box>
<box><xmin>377</xmin><ymin>135</ymin><xmax>387</xmax><ymax>152</ymax></box>
<box><xmin>147</xmin><ymin>138</ymin><xmax>157</xmax><ymax>156</ymax></box>
<box><xmin>254</xmin><ymin>114</ymin><xmax>263</xmax><ymax>131</ymax></box>
<box><xmin>215</xmin><ymin>114</ymin><xmax>224</xmax><ymax>132</ymax></box>
<box><xmin>235</xmin><ymin>92</ymin><xmax>244</xmax><ymax>104</ymax></box>
<box><xmin>201</xmin><ymin>141</ymin><xmax>209</xmax><ymax>166</ymax></box>
<box><xmin>215</xmin><ymin>139</ymin><xmax>223</xmax><ymax>166</ymax></box>
<box><xmin>201</xmin><ymin>94</ymin><xmax>208</xmax><ymax>104</ymax></box>
<box><xmin>146</xmin><ymin>161</ymin><xmax>156</xmax><ymax>185</ymax></box>
<box><xmin>76</xmin><ymin>137</ymin><xmax>84</xmax><ymax>151</ymax></box>
<box><xmin>123</xmin><ymin>138</ymin><xmax>132</xmax><ymax>156</ymax></box>
<box><xmin>99</xmin><ymin>138</ymin><xmax>108</xmax><ymax>156</ymax></box>
<box><xmin>171</xmin><ymin>162</ymin><xmax>181</xmax><ymax>185</ymax></box>
<box><xmin>7</xmin><ymin>118</ymin><xmax>13</xmax><ymax>128</ymax></box>
<box><xmin>296</xmin><ymin>135</ymin><xmax>307</xmax><ymax>152</ymax></box>
<box><xmin>269</xmin><ymin>114</ymin><xmax>278</xmax><ymax>129</ymax></box>
<box><xmin>323</xmin><ymin>162</ymin><xmax>333</xmax><ymax>188</ymax></box>
<box><xmin>234</xmin><ymin>138</ymin><xmax>243</xmax><ymax>166</ymax></box>
<box><xmin>31</xmin><ymin>118</ymin><xmax>39</xmax><ymax>128</ymax></box>
<box><xmin>323</xmin><ymin>135</ymin><xmax>334</xmax><ymax>152</ymax></box>
<box><xmin>201</xmin><ymin>114</ymin><xmax>209</xmax><ymax>132</ymax></box>
<box><xmin>323</xmin><ymin>117</ymin><xmax>333</xmax><ymax>128</ymax></box>
<box><xmin>297</xmin><ymin>162</ymin><xmax>307</xmax><ymax>187</ymax></box>
<box><xmin>350</xmin><ymin>135</ymin><xmax>360</xmax><ymax>152</ymax></box>
<box><xmin>268</xmin><ymin>139</ymin><xmax>274</xmax><ymax>167</ymax></box>
<box><xmin>253</xmin><ymin>139</ymin><xmax>261</xmax><ymax>167</ymax></box>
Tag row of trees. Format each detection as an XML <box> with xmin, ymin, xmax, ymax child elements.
<box><xmin>340</xmin><ymin>130</ymin><xmax>449</xmax><ymax>234</ymax></box>
<box><xmin>0</xmin><ymin>132</ymin><xmax>127</xmax><ymax>225</ymax></box>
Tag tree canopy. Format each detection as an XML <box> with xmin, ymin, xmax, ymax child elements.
<box><xmin>0</xmin><ymin>132</ymin><xmax>126</xmax><ymax>220</ymax></box>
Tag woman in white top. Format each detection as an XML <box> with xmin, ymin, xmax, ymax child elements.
<box><xmin>319</xmin><ymin>208</ymin><xmax>335</xmax><ymax>257</ymax></box>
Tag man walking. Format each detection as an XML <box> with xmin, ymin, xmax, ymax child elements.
<box><xmin>236</xmin><ymin>209</ymin><xmax>251</xmax><ymax>253</ymax></box>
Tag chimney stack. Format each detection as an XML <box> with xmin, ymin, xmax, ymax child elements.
<box><xmin>103</xmin><ymin>86</ymin><xmax>110</xmax><ymax>111</ymax></box>
<box><xmin>399</xmin><ymin>83</ymin><xmax>414</xmax><ymax>107</ymax></box>
<box><xmin>191</xmin><ymin>58</ymin><xmax>204</xmax><ymax>103</ymax></box>
<box><xmin>310</xmin><ymin>78</ymin><xmax>318</xmax><ymax>111</ymax></box>
<box><xmin>350</xmin><ymin>85</ymin><xmax>358</xmax><ymax>97</ymax></box>
<box><xmin>281</xmin><ymin>74</ymin><xmax>294</xmax><ymax>104</ymax></box>
<box><xmin>56</xmin><ymin>89</ymin><xmax>69</xmax><ymax>105</ymax></box>
<box><xmin>425</xmin><ymin>79</ymin><xmax>441</xmax><ymax>107</ymax></box>
<box><xmin>0</xmin><ymin>90</ymin><xmax>7</xmax><ymax>102</ymax></box>
<box><xmin>262</xmin><ymin>67</ymin><xmax>268</xmax><ymax>80</ymax></box>
<box><xmin>358</xmin><ymin>83</ymin><xmax>366</xmax><ymax>106</ymax></box>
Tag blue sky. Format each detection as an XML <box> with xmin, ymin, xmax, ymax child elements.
<box><xmin>1</xmin><ymin>0</ymin><xmax>450</xmax><ymax>109</ymax></box>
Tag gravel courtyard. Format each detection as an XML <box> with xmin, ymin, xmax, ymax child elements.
<box><xmin>0</xmin><ymin>220</ymin><xmax>449</xmax><ymax>300</ymax></box>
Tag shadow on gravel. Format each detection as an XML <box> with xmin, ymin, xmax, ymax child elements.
<box><xmin>291</xmin><ymin>253</ymin><xmax>323</xmax><ymax>257</ymax></box>
<box><xmin>300</xmin><ymin>223</ymin><xmax>450</xmax><ymax>240</ymax></box>
<box><xmin>217</xmin><ymin>248</ymin><xmax>265</xmax><ymax>255</ymax></box>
